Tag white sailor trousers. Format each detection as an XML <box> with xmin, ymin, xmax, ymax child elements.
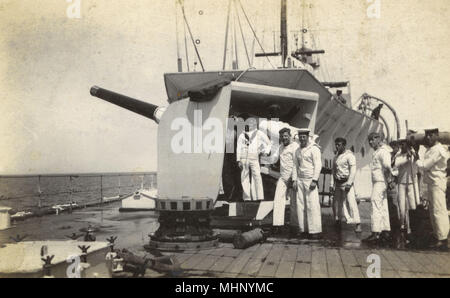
<box><xmin>334</xmin><ymin>184</ymin><xmax>361</xmax><ymax>224</ymax></box>
<box><xmin>428</xmin><ymin>184</ymin><xmax>449</xmax><ymax>241</ymax></box>
<box><xmin>370</xmin><ymin>182</ymin><xmax>391</xmax><ymax>233</ymax></box>
<box><xmin>241</xmin><ymin>159</ymin><xmax>264</xmax><ymax>201</ymax></box>
<box><xmin>273</xmin><ymin>178</ymin><xmax>293</xmax><ymax>226</ymax></box>
<box><xmin>291</xmin><ymin>179</ymin><xmax>322</xmax><ymax>234</ymax></box>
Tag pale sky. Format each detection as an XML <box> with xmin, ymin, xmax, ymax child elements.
<box><xmin>0</xmin><ymin>0</ymin><xmax>449</xmax><ymax>174</ymax></box>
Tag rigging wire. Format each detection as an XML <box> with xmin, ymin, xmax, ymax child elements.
<box><xmin>260</xmin><ymin>29</ymin><xmax>265</xmax><ymax>69</ymax></box>
<box><xmin>250</xmin><ymin>35</ymin><xmax>256</xmax><ymax>66</ymax></box>
<box><xmin>222</xmin><ymin>0</ymin><xmax>232</xmax><ymax>70</ymax></box>
<box><xmin>175</xmin><ymin>0</ymin><xmax>181</xmax><ymax>60</ymax></box>
<box><xmin>233</xmin><ymin>6</ymin><xmax>239</xmax><ymax>69</ymax></box>
<box><xmin>230</xmin><ymin>9</ymin><xmax>235</xmax><ymax>69</ymax></box>
<box><xmin>237</xmin><ymin>0</ymin><xmax>275</xmax><ymax>69</ymax></box>
<box><xmin>177</xmin><ymin>0</ymin><xmax>205</xmax><ymax>71</ymax></box>
<box><xmin>183</xmin><ymin>16</ymin><xmax>190</xmax><ymax>71</ymax></box>
<box><xmin>234</xmin><ymin>1</ymin><xmax>251</xmax><ymax>67</ymax></box>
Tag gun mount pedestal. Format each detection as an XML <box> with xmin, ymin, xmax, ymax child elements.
<box><xmin>90</xmin><ymin>86</ymin><xmax>220</xmax><ymax>251</ymax></box>
<box><xmin>145</xmin><ymin>198</ymin><xmax>219</xmax><ymax>252</ymax></box>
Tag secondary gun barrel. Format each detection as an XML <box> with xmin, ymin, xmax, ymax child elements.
<box><xmin>407</xmin><ymin>130</ymin><xmax>450</xmax><ymax>146</ymax></box>
<box><xmin>90</xmin><ymin>86</ymin><xmax>164</xmax><ymax>123</ymax></box>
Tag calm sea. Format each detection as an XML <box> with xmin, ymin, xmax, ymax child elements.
<box><xmin>0</xmin><ymin>173</ymin><xmax>157</xmax><ymax>211</ymax></box>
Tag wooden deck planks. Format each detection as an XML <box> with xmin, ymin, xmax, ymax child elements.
<box><xmin>338</xmin><ymin>249</ymin><xmax>365</xmax><ymax>277</ymax></box>
<box><xmin>352</xmin><ymin>249</ymin><xmax>372</xmax><ymax>268</ymax></box>
<box><xmin>257</xmin><ymin>244</ymin><xmax>285</xmax><ymax>277</ymax></box>
<box><xmin>225</xmin><ymin>252</ymin><xmax>255</xmax><ymax>274</ymax></box>
<box><xmin>339</xmin><ymin>249</ymin><xmax>359</xmax><ymax>266</ymax></box>
<box><xmin>292</xmin><ymin>262</ymin><xmax>311</xmax><ymax>278</ymax></box>
<box><xmin>380</xmin><ymin>269</ymin><xmax>400</xmax><ymax>278</ymax></box>
<box><xmin>371</xmin><ymin>249</ymin><xmax>395</xmax><ymax>271</ymax></box>
<box><xmin>238</xmin><ymin>258</ymin><xmax>265</xmax><ymax>277</ymax></box>
<box><xmin>392</xmin><ymin>250</ymin><xmax>428</xmax><ymax>274</ymax></box>
<box><xmin>173</xmin><ymin>253</ymin><xmax>194</xmax><ymax>264</ymax></box>
<box><xmin>281</xmin><ymin>244</ymin><xmax>299</xmax><ymax>261</ymax></box>
<box><xmin>408</xmin><ymin>252</ymin><xmax>447</xmax><ymax>275</ymax></box>
<box><xmin>310</xmin><ymin>247</ymin><xmax>328</xmax><ymax>278</ymax></box>
<box><xmin>194</xmin><ymin>255</ymin><xmax>222</xmax><ymax>271</ymax></box>
<box><xmin>274</xmin><ymin>245</ymin><xmax>299</xmax><ymax>278</ymax></box>
<box><xmin>293</xmin><ymin>245</ymin><xmax>311</xmax><ymax>278</ymax></box>
<box><xmin>207</xmin><ymin>243</ymin><xmax>233</xmax><ymax>256</ymax></box>
<box><xmin>208</xmin><ymin>256</ymin><xmax>235</xmax><ymax>272</ymax></box>
<box><xmin>296</xmin><ymin>245</ymin><xmax>312</xmax><ymax>262</ymax></box>
<box><xmin>181</xmin><ymin>253</ymin><xmax>208</xmax><ymax>270</ymax></box>
<box><xmin>420</xmin><ymin>252</ymin><xmax>450</xmax><ymax>275</ymax></box>
<box><xmin>275</xmin><ymin>261</ymin><xmax>295</xmax><ymax>278</ymax></box>
<box><xmin>379</xmin><ymin>250</ymin><xmax>410</xmax><ymax>272</ymax></box>
<box><xmin>252</xmin><ymin>243</ymin><xmax>273</xmax><ymax>259</ymax></box>
<box><xmin>344</xmin><ymin>265</ymin><xmax>365</xmax><ymax>278</ymax></box>
<box><xmin>142</xmin><ymin>244</ymin><xmax>450</xmax><ymax>278</ymax></box>
<box><xmin>265</xmin><ymin>244</ymin><xmax>285</xmax><ymax>262</ymax></box>
<box><xmin>221</xmin><ymin>246</ymin><xmax>243</xmax><ymax>257</ymax></box>
<box><xmin>325</xmin><ymin>249</ymin><xmax>346</xmax><ymax>278</ymax></box>
<box><xmin>397</xmin><ymin>270</ymin><xmax>420</xmax><ymax>278</ymax></box>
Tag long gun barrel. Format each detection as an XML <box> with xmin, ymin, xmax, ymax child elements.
<box><xmin>90</xmin><ymin>86</ymin><xmax>165</xmax><ymax>123</ymax></box>
<box><xmin>407</xmin><ymin>130</ymin><xmax>450</xmax><ymax>146</ymax></box>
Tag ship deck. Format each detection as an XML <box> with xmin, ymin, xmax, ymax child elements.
<box><xmin>1</xmin><ymin>201</ymin><xmax>449</xmax><ymax>278</ymax></box>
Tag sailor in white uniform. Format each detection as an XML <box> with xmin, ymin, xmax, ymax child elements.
<box><xmin>364</xmin><ymin>132</ymin><xmax>394</xmax><ymax>243</ymax></box>
<box><xmin>236</xmin><ymin>115</ymin><xmax>271</xmax><ymax>201</ymax></box>
<box><xmin>416</xmin><ymin>128</ymin><xmax>449</xmax><ymax>250</ymax></box>
<box><xmin>393</xmin><ymin>139</ymin><xmax>420</xmax><ymax>232</ymax></box>
<box><xmin>272</xmin><ymin>127</ymin><xmax>298</xmax><ymax>230</ymax></box>
<box><xmin>331</xmin><ymin>137</ymin><xmax>362</xmax><ymax>232</ymax></box>
<box><xmin>291</xmin><ymin>128</ymin><xmax>323</xmax><ymax>239</ymax></box>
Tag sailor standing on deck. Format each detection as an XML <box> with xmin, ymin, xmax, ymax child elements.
<box><xmin>393</xmin><ymin>140</ymin><xmax>420</xmax><ymax>240</ymax></box>
<box><xmin>291</xmin><ymin>128</ymin><xmax>323</xmax><ymax>239</ymax></box>
<box><xmin>331</xmin><ymin>137</ymin><xmax>362</xmax><ymax>233</ymax></box>
<box><xmin>416</xmin><ymin>128</ymin><xmax>449</xmax><ymax>250</ymax></box>
<box><xmin>236</xmin><ymin>115</ymin><xmax>271</xmax><ymax>201</ymax></box>
<box><xmin>272</xmin><ymin>128</ymin><xmax>298</xmax><ymax>233</ymax></box>
<box><xmin>364</xmin><ymin>132</ymin><xmax>394</xmax><ymax>244</ymax></box>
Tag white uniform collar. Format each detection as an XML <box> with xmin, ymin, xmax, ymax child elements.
<box><xmin>375</xmin><ymin>143</ymin><xmax>392</xmax><ymax>153</ymax></box>
<box><xmin>336</xmin><ymin>149</ymin><xmax>352</xmax><ymax>157</ymax></box>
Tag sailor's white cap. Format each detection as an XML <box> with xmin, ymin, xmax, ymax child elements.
<box><xmin>297</xmin><ymin>128</ymin><xmax>310</xmax><ymax>135</ymax></box>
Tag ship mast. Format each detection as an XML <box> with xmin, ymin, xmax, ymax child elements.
<box><xmin>291</xmin><ymin>0</ymin><xmax>325</xmax><ymax>69</ymax></box>
<box><xmin>280</xmin><ymin>0</ymin><xmax>288</xmax><ymax>68</ymax></box>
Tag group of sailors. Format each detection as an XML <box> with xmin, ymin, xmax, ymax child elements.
<box><xmin>234</xmin><ymin>115</ymin><xmax>449</xmax><ymax>250</ymax></box>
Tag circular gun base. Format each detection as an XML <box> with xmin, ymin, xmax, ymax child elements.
<box><xmin>145</xmin><ymin>238</ymin><xmax>219</xmax><ymax>252</ymax></box>
<box><xmin>147</xmin><ymin>210</ymin><xmax>219</xmax><ymax>251</ymax></box>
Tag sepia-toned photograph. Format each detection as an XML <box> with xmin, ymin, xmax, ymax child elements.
<box><xmin>0</xmin><ymin>0</ymin><xmax>449</xmax><ymax>284</ymax></box>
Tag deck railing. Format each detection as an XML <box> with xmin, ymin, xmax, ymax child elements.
<box><xmin>0</xmin><ymin>172</ymin><xmax>157</xmax><ymax>211</ymax></box>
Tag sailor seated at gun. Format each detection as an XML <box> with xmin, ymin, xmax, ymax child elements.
<box><xmin>330</xmin><ymin>137</ymin><xmax>362</xmax><ymax>233</ymax></box>
<box><xmin>236</xmin><ymin>113</ymin><xmax>271</xmax><ymax>201</ymax></box>
<box><xmin>392</xmin><ymin>139</ymin><xmax>420</xmax><ymax>248</ymax></box>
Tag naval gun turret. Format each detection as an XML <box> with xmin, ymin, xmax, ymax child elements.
<box><xmin>90</xmin><ymin>85</ymin><xmax>222</xmax><ymax>251</ymax></box>
<box><xmin>90</xmin><ymin>78</ymin><xmax>322</xmax><ymax>251</ymax></box>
